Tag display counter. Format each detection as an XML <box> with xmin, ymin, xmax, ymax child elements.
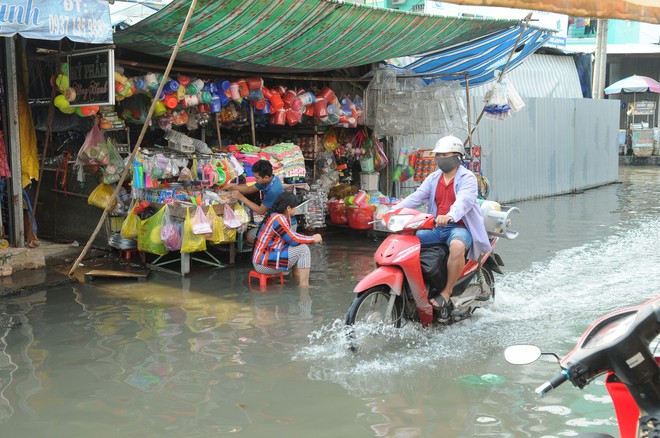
<box><xmin>630</xmin><ymin>128</ymin><xmax>654</xmax><ymax>157</ymax></box>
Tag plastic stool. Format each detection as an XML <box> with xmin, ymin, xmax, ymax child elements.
<box><xmin>119</xmin><ymin>248</ymin><xmax>140</xmax><ymax>260</ymax></box>
<box><xmin>248</xmin><ymin>270</ymin><xmax>284</xmax><ymax>287</ymax></box>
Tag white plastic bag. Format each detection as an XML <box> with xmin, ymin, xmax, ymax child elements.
<box><xmin>223</xmin><ymin>204</ymin><xmax>243</xmax><ymax>228</ymax></box>
<box><xmin>191</xmin><ymin>205</ymin><xmax>213</xmax><ymax>235</ymax></box>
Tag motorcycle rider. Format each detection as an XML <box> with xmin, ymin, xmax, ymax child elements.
<box><xmin>394</xmin><ymin>135</ymin><xmax>491</xmax><ymax>315</ymax></box>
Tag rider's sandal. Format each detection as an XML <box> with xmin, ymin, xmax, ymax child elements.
<box><xmin>429</xmin><ymin>295</ymin><xmax>449</xmax><ymax>309</ymax></box>
<box><xmin>430</xmin><ymin>296</ymin><xmax>451</xmax><ymax>321</ymax></box>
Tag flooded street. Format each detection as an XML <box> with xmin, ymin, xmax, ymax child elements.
<box><xmin>1</xmin><ymin>166</ymin><xmax>659</xmax><ymax>437</ymax></box>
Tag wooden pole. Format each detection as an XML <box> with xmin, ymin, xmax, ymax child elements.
<box><xmin>68</xmin><ymin>0</ymin><xmax>200</xmax><ymax>276</ymax></box>
<box><xmin>5</xmin><ymin>37</ymin><xmax>25</xmax><ymax>247</ymax></box>
<box><xmin>215</xmin><ymin>113</ymin><xmax>222</xmax><ymax>148</ymax></box>
<box><xmin>466</xmin><ymin>13</ymin><xmax>533</xmax><ymax>142</ymax></box>
<box><xmin>249</xmin><ymin>102</ymin><xmax>256</xmax><ymax>146</ymax></box>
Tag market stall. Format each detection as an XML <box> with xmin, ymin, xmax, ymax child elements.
<box><xmin>46</xmin><ymin>0</ymin><xmax>554</xmax><ymax>275</ymax></box>
<box><xmin>47</xmin><ymin>55</ymin><xmax>386</xmax><ymax>273</ymax></box>
<box><xmin>604</xmin><ymin>75</ymin><xmax>660</xmax><ymax>157</ymax></box>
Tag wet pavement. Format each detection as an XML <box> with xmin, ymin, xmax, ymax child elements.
<box><xmin>0</xmin><ymin>241</ymin><xmax>108</xmax><ymax>297</ymax></box>
<box><xmin>0</xmin><ymin>166</ymin><xmax>659</xmax><ymax>437</ymax></box>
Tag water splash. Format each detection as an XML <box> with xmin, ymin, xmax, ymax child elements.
<box><xmin>294</xmin><ymin>217</ymin><xmax>660</xmax><ymax>394</ymax></box>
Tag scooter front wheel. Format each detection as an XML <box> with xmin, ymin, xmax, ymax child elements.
<box><xmin>345</xmin><ymin>287</ymin><xmax>403</xmax><ymax>327</ymax></box>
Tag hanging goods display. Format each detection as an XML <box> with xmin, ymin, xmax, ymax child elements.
<box><xmin>365</xmin><ymin>68</ymin><xmax>468</xmax><ymax>136</ymax></box>
<box><xmin>137</xmin><ymin>205</ymin><xmax>168</xmax><ymax>256</ymax></box>
<box><xmin>181</xmin><ymin>207</ymin><xmax>207</xmax><ymax>253</ymax></box>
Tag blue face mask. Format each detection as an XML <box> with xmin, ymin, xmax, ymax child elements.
<box><xmin>435</xmin><ymin>155</ymin><xmax>460</xmax><ymax>172</ymax></box>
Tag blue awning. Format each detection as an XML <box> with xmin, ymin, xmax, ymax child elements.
<box><xmin>390</xmin><ymin>24</ymin><xmax>554</xmax><ymax>87</ymax></box>
<box><xmin>0</xmin><ymin>0</ymin><xmax>113</xmax><ymax>44</ymax></box>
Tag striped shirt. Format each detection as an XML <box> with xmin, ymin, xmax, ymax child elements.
<box><xmin>252</xmin><ymin>213</ymin><xmax>315</xmax><ymax>270</ymax></box>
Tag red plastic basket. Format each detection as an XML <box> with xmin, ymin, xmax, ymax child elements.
<box><xmin>326</xmin><ymin>202</ymin><xmax>348</xmax><ymax>225</ymax></box>
<box><xmin>347</xmin><ymin>205</ymin><xmax>376</xmax><ymax>230</ymax></box>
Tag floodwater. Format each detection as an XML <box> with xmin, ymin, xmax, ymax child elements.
<box><xmin>1</xmin><ymin>167</ymin><xmax>659</xmax><ymax>437</ymax></box>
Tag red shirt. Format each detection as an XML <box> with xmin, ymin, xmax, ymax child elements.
<box><xmin>435</xmin><ymin>176</ymin><xmax>465</xmax><ymax>226</ymax></box>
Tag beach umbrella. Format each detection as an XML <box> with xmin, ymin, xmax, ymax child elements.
<box><xmin>604</xmin><ymin>75</ymin><xmax>660</xmax><ymax>95</ymax></box>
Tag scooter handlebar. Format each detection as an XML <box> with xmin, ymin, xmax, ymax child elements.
<box><xmin>535</xmin><ymin>371</ymin><xmax>569</xmax><ymax>397</ymax></box>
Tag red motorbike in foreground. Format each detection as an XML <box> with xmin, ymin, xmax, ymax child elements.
<box><xmin>344</xmin><ymin>201</ymin><xmax>519</xmax><ymax>341</ymax></box>
<box><xmin>505</xmin><ymin>296</ymin><xmax>660</xmax><ymax>438</ymax></box>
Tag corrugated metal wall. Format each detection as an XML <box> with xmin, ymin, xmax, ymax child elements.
<box><xmin>469</xmin><ymin>54</ymin><xmax>584</xmax><ymax>99</ymax></box>
<box><xmin>392</xmin><ymin>97</ymin><xmax>620</xmax><ymax>203</ymax></box>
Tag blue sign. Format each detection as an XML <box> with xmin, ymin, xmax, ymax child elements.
<box><xmin>547</xmin><ymin>36</ymin><xmax>567</xmax><ymax>47</ymax></box>
<box><xmin>0</xmin><ymin>0</ymin><xmax>112</xmax><ymax>44</ymax></box>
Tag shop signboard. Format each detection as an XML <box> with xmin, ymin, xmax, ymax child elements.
<box><xmin>67</xmin><ymin>49</ymin><xmax>115</xmax><ymax>106</ymax></box>
<box><xmin>0</xmin><ymin>0</ymin><xmax>112</xmax><ymax>44</ymax></box>
<box><xmin>631</xmin><ymin>101</ymin><xmax>656</xmax><ymax>116</ymax></box>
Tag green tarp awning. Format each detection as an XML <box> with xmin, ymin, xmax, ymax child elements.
<box><xmin>114</xmin><ymin>0</ymin><xmax>518</xmax><ymax>73</ymax></box>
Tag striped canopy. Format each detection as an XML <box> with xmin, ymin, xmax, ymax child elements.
<box><xmin>397</xmin><ymin>24</ymin><xmax>554</xmax><ymax>86</ymax></box>
<box><xmin>114</xmin><ymin>0</ymin><xmax>519</xmax><ymax>73</ymax></box>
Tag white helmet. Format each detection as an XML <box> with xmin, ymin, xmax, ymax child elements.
<box><xmin>432</xmin><ymin>135</ymin><xmax>465</xmax><ymax>156</ymax></box>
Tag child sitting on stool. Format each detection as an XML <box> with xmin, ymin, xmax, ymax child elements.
<box><xmin>252</xmin><ymin>193</ymin><xmax>322</xmax><ymax>287</ymax></box>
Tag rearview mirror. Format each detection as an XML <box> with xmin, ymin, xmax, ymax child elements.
<box><xmin>504</xmin><ymin>344</ymin><xmax>542</xmax><ymax>365</ymax></box>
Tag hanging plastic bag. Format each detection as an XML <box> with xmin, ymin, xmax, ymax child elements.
<box><xmin>392</xmin><ymin>148</ymin><xmax>414</xmax><ymax>183</ymax></box>
<box><xmin>88</xmin><ymin>183</ymin><xmax>117</xmax><ymax>210</ymax></box>
<box><xmin>137</xmin><ymin>205</ymin><xmax>168</xmax><ymax>255</ymax></box>
<box><xmin>205</xmin><ymin>206</ymin><xmax>226</xmax><ymax>244</ymax></box>
<box><xmin>233</xmin><ymin>203</ymin><xmax>250</xmax><ymax>233</ymax></box>
<box><xmin>223</xmin><ymin>203</ymin><xmax>243</xmax><ymax>228</ymax></box>
<box><xmin>181</xmin><ymin>207</ymin><xmax>207</xmax><ymax>253</ymax></box>
<box><xmin>372</xmin><ymin>136</ymin><xmax>389</xmax><ymax>172</ymax></box>
<box><xmin>222</xmin><ymin>221</ymin><xmax>237</xmax><ymax>243</ymax></box>
<box><xmin>504</xmin><ymin>78</ymin><xmax>525</xmax><ymax>113</ymax></box>
<box><xmin>120</xmin><ymin>202</ymin><xmax>140</xmax><ymax>239</ymax></box>
<box><xmin>323</xmin><ymin>127</ymin><xmax>338</xmax><ymax>152</ymax></box>
<box><xmin>484</xmin><ymin>82</ymin><xmax>512</xmax><ymax>119</ymax></box>
<box><xmin>102</xmin><ymin>139</ymin><xmax>126</xmax><ymax>184</ymax></box>
<box><xmin>160</xmin><ymin>205</ymin><xmax>182</xmax><ymax>251</ymax></box>
<box><xmin>191</xmin><ymin>205</ymin><xmax>213</xmax><ymax>235</ymax></box>
<box><xmin>228</xmin><ymin>155</ymin><xmax>244</xmax><ymax>179</ymax></box>
<box><xmin>78</xmin><ymin>124</ymin><xmax>109</xmax><ymax>166</ymax></box>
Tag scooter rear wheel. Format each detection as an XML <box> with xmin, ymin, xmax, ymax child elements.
<box><xmin>345</xmin><ymin>287</ymin><xmax>402</xmax><ymax>327</ymax></box>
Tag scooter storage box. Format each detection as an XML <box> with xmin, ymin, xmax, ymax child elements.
<box><xmin>347</xmin><ymin>205</ymin><xmax>376</xmax><ymax>230</ymax></box>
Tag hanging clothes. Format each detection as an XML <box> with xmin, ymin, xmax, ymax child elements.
<box><xmin>18</xmin><ymin>82</ymin><xmax>39</xmax><ymax>188</ymax></box>
<box><xmin>0</xmin><ymin>131</ymin><xmax>10</xmax><ymax>178</ymax></box>
<box><xmin>17</xmin><ymin>45</ymin><xmax>39</xmax><ymax>188</ymax></box>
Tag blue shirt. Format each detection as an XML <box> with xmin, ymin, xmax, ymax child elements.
<box><xmin>255</xmin><ymin>176</ymin><xmax>283</xmax><ymax>209</ymax></box>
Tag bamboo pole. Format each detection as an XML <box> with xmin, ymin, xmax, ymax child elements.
<box><xmin>466</xmin><ymin>13</ymin><xmax>533</xmax><ymax>142</ymax></box>
<box><xmin>68</xmin><ymin>0</ymin><xmax>200</xmax><ymax>277</ymax></box>
<box><xmin>464</xmin><ymin>72</ymin><xmax>472</xmax><ymax>157</ymax></box>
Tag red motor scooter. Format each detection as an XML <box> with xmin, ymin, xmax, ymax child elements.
<box><xmin>505</xmin><ymin>296</ymin><xmax>660</xmax><ymax>438</ymax></box>
<box><xmin>344</xmin><ymin>201</ymin><xmax>519</xmax><ymax>335</ymax></box>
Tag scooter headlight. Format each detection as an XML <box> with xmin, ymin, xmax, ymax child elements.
<box><xmin>387</xmin><ymin>214</ymin><xmax>415</xmax><ymax>232</ymax></box>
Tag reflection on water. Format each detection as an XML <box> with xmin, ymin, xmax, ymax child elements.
<box><xmin>0</xmin><ymin>167</ymin><xmax>658</xmax><ymax>437</ymax></box>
